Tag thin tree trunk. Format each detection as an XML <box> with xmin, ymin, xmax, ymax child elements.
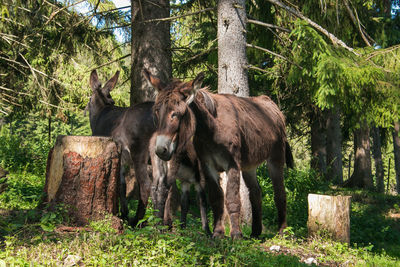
<box><xmin>131</xmin><ymin>0</ymin><xmax>171</xmax><ymax>104</ymax></box>
<box><xmin>392</xmin><ymin>121</ymin><xmax>400</xmax><ymax>194</ymax></box>
<box><xmin>218</xmin><ymin>0</ymin><xmax>251</xmax><ymax>225</ymax></box>
<box><xmin>371</xmin><ymin>126</ymin><xmax>384</xmax><ymax>193</ymax></box>
<box><xmin>310</xmin><ymin>108</ymin><xmax>326</xmax><ymax>176</ymax></box>
<box><xmin>326</xmin><ymin>108</ymin><xmax>343</xmax><ymax>184</ymax></box>
<box><xmin>345</xmin><ymin>122</ymin><xmax>373</xmax><ymax>189</ymax></box>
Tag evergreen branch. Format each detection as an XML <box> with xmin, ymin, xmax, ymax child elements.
<box><xmin>246</xmin><ymin>43</ymin><xmax>302</xmax><ymax>69</ymax></box>
<box><xmin>45</xmin><ymin>0</ymin><xmax>86</xmax><ymax>25</ymax></box>
<box><xmin>91</xmin><ymin>54</ymin><xmax>131</xmax><ymax>70</ymax></box>
<box><xmin>266</xmin><ymin>0</ymin><xmax>359</xmax><ymax>56</ymax></box>
<box><xmin>102</xmin><ymin>23</ymin><xmax>131</xmax><ymax>30</ymax></box>
<box><xmin>91</xmin><ymin>5</ymin><xmax>130</xmax><ymax>15</ymax></box>
<box><xmin>141</xmin><ymin>7</ymin><xmax>215</xmax><ymax>23</ymax></box>
<box><xmin>247</xmin><ymin>19</ymin><xmax>290</xmax><ymax>33</ymax></box>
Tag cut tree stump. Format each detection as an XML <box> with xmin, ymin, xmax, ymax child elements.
<box><xmin>44</xmin><ymin>136</ymin><xmax>121</xmax><ymax>229</ymax></box>
<box><xmin>307</xmin><ymin>194</ymin><xmax>351</xmax><ymax>243</ymax></box>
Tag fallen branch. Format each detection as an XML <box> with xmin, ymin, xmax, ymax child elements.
<box><xmin>266</xmin><ymin>0</ymin><xmax>359</xmax><ymax>56</ymax></box>
<box><xmin>247</xmin><ymin>19</ymin><xmax>290</xmax><ymax>33</ymax></box>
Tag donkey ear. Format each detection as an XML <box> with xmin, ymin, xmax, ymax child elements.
<box><xmin>192</xmin><ymin>72</ymin><xmax>205</xmax><ymax>92</ymax></box>
<box><xmin>143</xmin><ymin>69</ymin><xmax>165</xmax><ymax>91</ymax></box>
<box><xmin>103</xmin><ymin>71</ymin><xmax>120</xmax><ymax>92</ymax></box>
<box><xmin>185</xmin><ymin>72</ymin><xmax>205</xmax><ymax>105</ymax></box>
<box><xmin>90</xmin><ymin>70</ymin><xmax>101</xmax><ymax>91</ymax></box>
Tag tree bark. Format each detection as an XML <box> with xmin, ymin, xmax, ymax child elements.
<box><xmin>392</xmin><ymin>121</ymin><xmax>400</xmax><ymax>194</ymax></box>
<box><xmin>345</xmin><ymin>123</ymin><xmax>373</xmax><ymax>189</ymax></box>
<box><xmin>44</xmin><ymin>136</ymin><xmax>122</xmax><ymax>230</ymax></box>
<box><xmin>218</xmin><ymin>0</ymin><xmax>249</xmax><ymax>97</ymax></box>
<box><xmin>310</xmin><ymin>108</ymin><xmax>327</xmax><ymax>176</ymax></box>
<box><xmin>218</xmin><ymin>0</ymin><xmax>251</xmax><ymax>225</ymax></box>
<box><xmin>371</xmin><ymin>126</ymin><xmax>384</xmax><ymax>193</ymax></box>
<box><xmin>131</xmin><ymin>0</ymin><xmax>171</xmax><ymax>104</ymax></box>
<box><xmin>326</xmin><ymin>108</ymin><xmax>343</xmax><ymax>184</ymax></box>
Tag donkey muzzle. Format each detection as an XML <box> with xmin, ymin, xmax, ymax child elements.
<box><xmin>155</xmin><ymin>135</ymin><xmax>176</xmax><ymax>161</ymax></box>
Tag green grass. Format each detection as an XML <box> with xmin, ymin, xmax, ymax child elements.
<box><xmin>1</xmin><ymin>169</ymin><xmax>400</xmax><ymax>266</ymax></box>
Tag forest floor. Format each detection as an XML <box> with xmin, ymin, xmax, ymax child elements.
<box><xmin>0</xmin><ymin>171</ymin><xmax>399</xmax><ymax>266</ymax></box>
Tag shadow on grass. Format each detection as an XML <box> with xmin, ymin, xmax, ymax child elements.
<box><xmin>349</xmin><ymin>191</ymin><xmax>400</xmax><ymax>258</ymax></box>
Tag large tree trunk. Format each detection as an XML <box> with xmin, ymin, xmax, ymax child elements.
<box><xmin>218</xmin><ymin>0</ymin><xmax>249</xmax><ymax>97</ymax></box>
<box><xmin>310</xmin><ymin>108</ymin><xmax>327</xmax><ymax>176</ymax></box>
<box><xmin>371</xmin><ymin>126</ymin><xmax>384</xmax><ymax>193</ymax></box>
<box><xmin>218</xmin><ymin>0</ymin><xmax>251</xmax><ymax>225</ymax></box>
<box><xmin>326</xmin><ymin>108</ymin><xmax>343</xmax><ymax>184</ymax></box>
<box><xmin>392</xmin><ymin>121</ymin><xmax>400</xmax><ymax>194</ymax></box>
<box><xmin>44</xmin><ymin>136</ymin><xmax>122</xmax><ymax>230</ymax></box>
<box><xmin>131</xmin><ymin>0</ymin><xmax>171</xmax><ymax>104</ymax></box>
<box><xmin>345</xmin><ymin>123</ymin><xmax>373</xmax><ymax>189</ymax></box>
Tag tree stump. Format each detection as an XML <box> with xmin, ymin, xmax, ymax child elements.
<box><xmin>307</xmin><ymin>194</ymin><xmax>351</xmax><ymax>243</ymax></box>
<box><xmin>44</xmin><ymin>136</ymin><xmax>121</xmax><ymax>228</ymax></box>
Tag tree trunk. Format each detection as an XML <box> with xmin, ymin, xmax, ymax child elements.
<box><xmin>310</xmin><ymin>108</ymin><xmax>326</xmax><ymax>176</ymax></box>
<box><xmin>371</xmin><ymin>126</ymin><xmax>384</xmax><ymax>193</ymax></box>
<box><xmin>217</xmin><ymin>0</ymin><xmax>251</xmax><ymax>225</ymax></box>
<box><xmin>307</xmin><ymin>194</ymin><xmax>351</xmax><ymax>243</ymax></box>
<box><xmin>131</xmin><ymin>0</ymin><xmax>171</xmax><ymax>104</ymax></box>
<box><xmin>345</xmin><ymin>123</ymin><xmax>373</xmax><ymax>189</ymax></box>
<box><xmin>44</xmin><ymin>136</ymin><xmax>122</xmax><ymax>230</ymax></box>
<box><xmin>392</xmin><ymin>121</ymin><xmax>400</xmax><ymax>194</ymax></box>
<box><xmin>326</xmin><ymin>108</ymin><xmax>343</xmax><ymax>184</ymax></box>
<box><xmin>218</xmin><ymin>0</ymin><xmax>249</xmax><ymax>97</ymax></box>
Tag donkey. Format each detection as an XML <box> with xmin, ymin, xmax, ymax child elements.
<box><xmin>88</xmin><ymin>70</ymin><xmax>210</xmax><ymax>233</ymax></box>
<box><xmin>146</xmin><ymin>70</ymin><xmax>294</xmax><ymax>239</ymax></box>
<box><xmin>87</xmin><ymin>69</ymin><xmax>159</xmax><ymax>226</ymax></box>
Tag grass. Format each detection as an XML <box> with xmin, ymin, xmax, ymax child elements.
<box><xmin>1</xmin><ymin>169</ymin><xmax>400</xmax><ymax>266</ymax></box>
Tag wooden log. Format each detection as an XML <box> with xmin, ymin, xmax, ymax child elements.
<box><xmin>307</xmin><ymin>194</ymin><xmax>351</xmax><ymax>243</ymax></box>
<box><xmin>44</xmin><ymin>136</ymin><xmax>121</xmax><ymax>229</ymax></box>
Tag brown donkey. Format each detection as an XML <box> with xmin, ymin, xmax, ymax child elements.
<box><xmin>146</xmin><ymin>70</ymin><xmax>294</xmax><ymax>238</ymax></box>
<box><xmin>88</xmin><ymin>70</ymin><xmax>210</xmax><ymax>233</ymax></box>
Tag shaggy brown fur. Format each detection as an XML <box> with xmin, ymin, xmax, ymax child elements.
<box><xmin>148</xmin><ymin>70</ymin><xmax>293</xmax><ymax>238</ymax></box>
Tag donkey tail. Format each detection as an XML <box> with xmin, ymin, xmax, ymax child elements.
<box><xmin>285</xmin><ymin>141</ymin><xmax>294</xmax><ymax>169</ymax></box>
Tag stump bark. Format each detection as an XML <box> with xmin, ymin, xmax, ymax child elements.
<box><xmin>307</xmin><ymin>194</ymin><xmax>351</xmax><ymax>243</ymax></box>
<box><xmin>44</xmin><ymin>136</ymin><xmax>121</xmax><ymax>227</ymax></box>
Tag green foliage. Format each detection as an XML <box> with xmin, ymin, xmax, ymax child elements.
<box><xmin>258</xmin><ymin>164</ymin><xmax>329</xmax><ymax>235</ymax></box>
<box><xmin>0</xmin><ymin>110</ymin><xmax>90</xmax><ymax>175</ymax></box>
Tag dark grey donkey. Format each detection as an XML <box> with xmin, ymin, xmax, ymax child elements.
<box><xmin>87</xmin><ymin>70</ymin><xmax>210</xmax><ymax>233</ymax></box>
<box><xmin>87</xmin><ymin>69</ymin><xmax>159</xmax><ymax>226</ymax></box>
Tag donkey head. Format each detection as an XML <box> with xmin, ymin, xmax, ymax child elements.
<box><xmin>88</xmin><ymin>70</ymin><xmax>120</xmax><ymax>112</ymax></box>
<box><xmin>143</xmin><ymin>69</ymin><xmax>204</xmax><ymax>161</ymax></box>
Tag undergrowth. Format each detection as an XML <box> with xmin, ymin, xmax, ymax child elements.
<box><xmin>0</xmin><ymin>165</ymin><xmax>399</xmax><ymax>266</ymax></box>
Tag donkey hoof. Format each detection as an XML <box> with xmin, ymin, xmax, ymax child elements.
<box><xmin>230</xmin><ymin>231</ymin><xmax>243</xmax><ymax>240</ymax></box>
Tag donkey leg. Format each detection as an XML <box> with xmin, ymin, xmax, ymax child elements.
<box><xmin>202</xmin><ymin>163</ymin><xmax>224</xmax><ymax>238</ymax></box>
<box><xmin>180</xmin><ymin>182</ymin><xmax>190</xmax><ymax>228</ymax></box>
<box><xmin>268</xmin><ymin>159</ymin><xmax>287</xmax><ymax>234</ymax></box>
<box><xmin>225</xmin><ymin>167</ymin><xmax>242</xmax><ymax>239</ymax></box>
<box><xmin>150</xmin><ymin>151</ymin><xmax>169</xmax><ymax>220</ymax></box>
<box><xmin>196</xmin><ymin>183</ymin><xmax>211</xmax><ymax>235</ymax></box>
<box><xmin>242</xmin><ymin>168</ymin><xmax>262</xmax><ymax>238</ymax></box>
<box><xmin>119</xmin><ymin>163</ymin><xmax>129</xmax><ymax>221</ymax></box>
<box><xmin>130</xmin><ymin>148</ymin><xmax>152</xmax><ymax>228</ymax></box>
